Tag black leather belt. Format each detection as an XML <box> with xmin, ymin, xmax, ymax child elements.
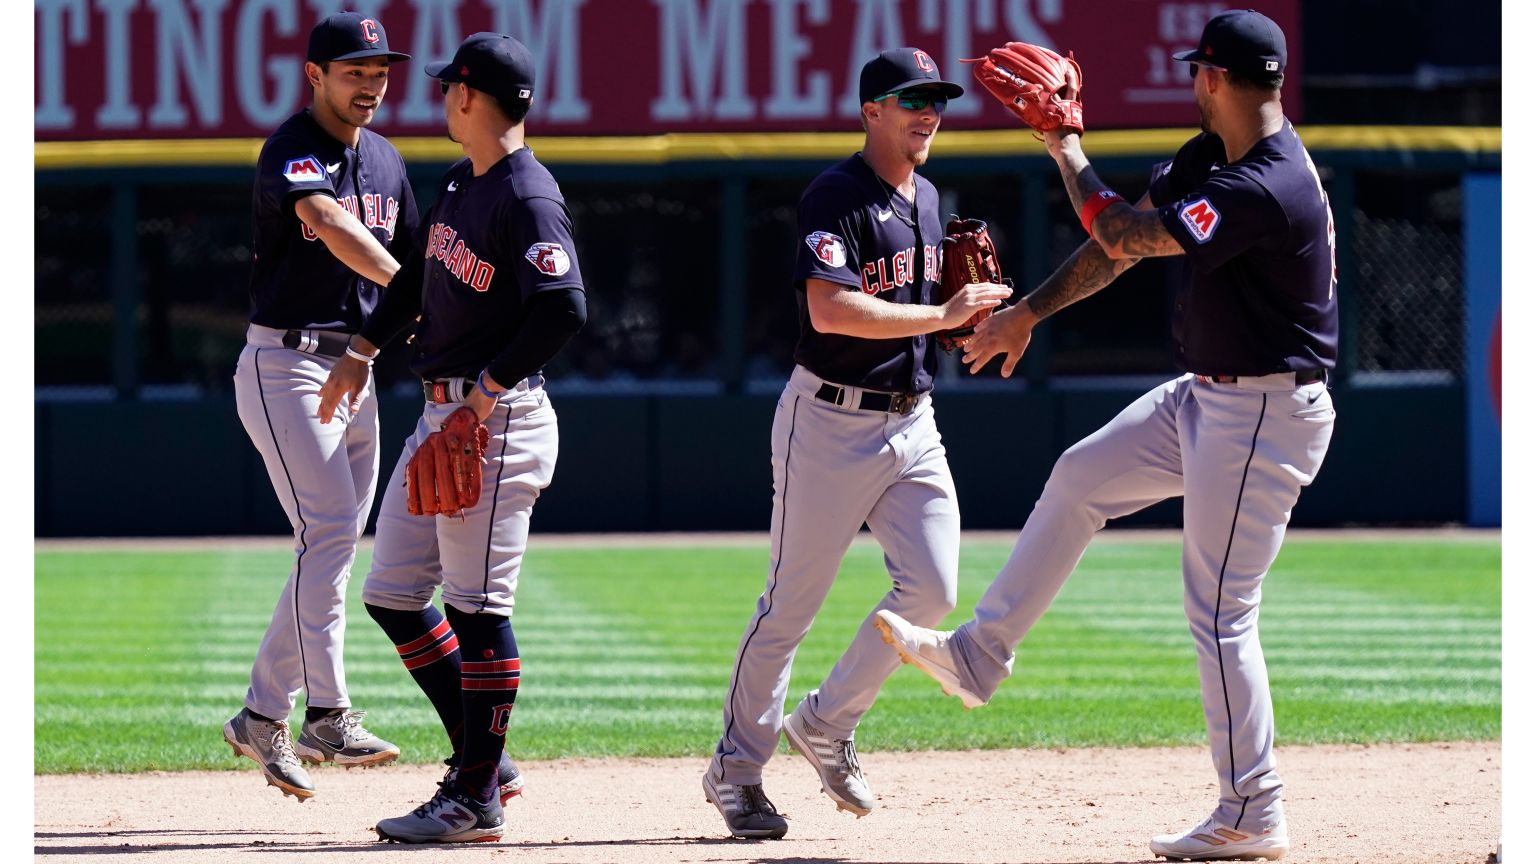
<box><xmin>423</xmin><ymin>379</ymin><xmax>473</xmax><ymax>404</ymax></box>
<box><xmin>1198</xmin><ymin>368</ymin><xmax>1326</xmax><ymax>386</ymax></box>
<box><xmin>815</xmin><ymin>382</ymin><xmax>920</xmax><ymax>415</ymax></box>
<box><xmin>281</xmin><ymin>329</ymin><xmax>351</xmax><ymax>358</ymax></box>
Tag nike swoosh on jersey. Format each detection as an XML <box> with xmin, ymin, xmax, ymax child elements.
<box><xmin>877</xmin><ymin>209</ymin><xmax>893</xmax><ymax>222</ymax></box>
<box><xmin>447</xmin><ymin>180</ymin><xmax>459</xmax><ymax>191</ymax></box>
<box><xmin>326</xmin><ymin>162</ymin><xmax>342</xmax><ymax>174</ymax></box>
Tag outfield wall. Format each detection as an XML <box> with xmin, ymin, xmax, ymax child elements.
<box><xmin>33</xmin><ymin>382</ymin><xmax>1462</xmax><ymax>537</ymax></box>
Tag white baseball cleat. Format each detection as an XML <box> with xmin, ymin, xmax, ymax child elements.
<box><xmin>873</xmin><ymin>610</ymin><xmax>986</xmax><ymax>709</ymax></box>
<box><xmin>1149</xmin><ymin>817</ymin><xmax>1289</xmax><ymax>861</ymax></box>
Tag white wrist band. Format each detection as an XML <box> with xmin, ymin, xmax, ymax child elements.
<box><xmin>345</xmin><ymin>346</ymin><xmax>377</xmax><ymax>364</ymax></box>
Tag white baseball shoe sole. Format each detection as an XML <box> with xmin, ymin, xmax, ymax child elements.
<box><xmin>873</xmin><ymin>610</ymin><xmax>986</xmax><ymax>709</ymax></box>
<box><xmin>1150</xmin><ymin>817</ymin><xmax>1289</xmax><ymax>861</ymax></box>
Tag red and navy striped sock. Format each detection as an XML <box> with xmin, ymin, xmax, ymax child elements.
<box><xmin>445</xmin><ymin>604</ymin><xmax>519</xmax><ymax>805</ymax></box>
<box><xmin>366</xmin><ymin>603</ymin><xmax>465</xmax><ymax>754</ymax></box>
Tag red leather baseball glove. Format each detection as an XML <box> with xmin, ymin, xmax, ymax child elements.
<box><xmin>936</xmin><ymin>217</ymin><xmax>1006</xmax><ymax>353</ymax></box>
<box><xmin>964</xmin><ymin>42</ymin><xmax>1083</xmax><ymax>134</ymax></box>
<box><xmin>405</xmin><ymin>406</ymin><xmax>490</xmax><ymax>517</ymax></box>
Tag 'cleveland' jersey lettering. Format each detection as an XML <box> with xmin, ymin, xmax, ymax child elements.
<box><xmin>425</xmin><ymin>222</ymin><xmax>496</xmax><ymax>291</ymax></box>
<box><xmin>249</xmin><ymin>108</ymin><xmax>419</xmax><ymax>332</ymax></box>
<box><xmin>300</xmin><ymin>194</ymin><xmax>401</xmax><ymax>242</ymax></box>
<box><xmin>408</xmin><ymin>149</ymin><xmax>584</xmax><ymax>380</ymax></box>
<box><xmin>791</xmin><ymin>154</ymin><xmax>943</xmax><ymax>394</ymax></box>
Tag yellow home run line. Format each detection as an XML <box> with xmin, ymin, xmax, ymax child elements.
<box><xmin>34</xmin><ymin>126</ymin><xmax>1500</xmax><ymax>169</ymax></box>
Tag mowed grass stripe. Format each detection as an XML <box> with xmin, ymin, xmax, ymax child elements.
<box><xmin>35</xmin><ymin>537</ymin><xmax>1499</xmax><ymax>773</ymax></box>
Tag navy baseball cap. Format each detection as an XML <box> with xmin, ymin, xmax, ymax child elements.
<box><xmin>859</xmin><ymin>47</ymin><xmax>965</xmax><ymax>104</ymax></box>
<box><xmin>427</xmin><ymin>33</ymin><xmax>536</xmax><ymax>104</ymax></box>
<box><xmin>1173</xmin><ymin>9</ymin><xmax>1286</xmax><ymax>78</ymax></box>
<box><xmin>307</xmin><ymin>11</ymin><xmax>410</xmax><ymax>64</ymax></box>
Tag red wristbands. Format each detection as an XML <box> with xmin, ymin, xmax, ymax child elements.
<box><xmin>1079</xmin><ymin>190</ymin><xmax>1126</xmax><ymax>236</ymax></box>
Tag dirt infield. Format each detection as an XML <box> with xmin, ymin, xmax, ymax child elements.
<box><xmin>35</xmin><ymin>742</ymin><xmax>1498</xmax><ymax>863</ymax></box>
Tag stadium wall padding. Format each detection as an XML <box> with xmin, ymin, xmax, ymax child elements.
<box><xmin>34</xmin><ymin>383</ymin><xmax>1465</xmax><ymax>536</ymax></box>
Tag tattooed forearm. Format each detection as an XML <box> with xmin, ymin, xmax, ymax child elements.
<box><xmin>1025</xmin><ymin>239</ymin><xmax>1139</xmax><ymax>320</ymax></box>
<box><xmin>1055</xmin><ymin>146</ymin><xmax>1104</xmax><ymax>214</ymax></box>
<box><xmin>1092</xmin><ymin>207</ymin><xmax>1187</xmax><ymax>258</ymax></box>
<box><xmin>1052</xmin><ymin>135</ymin><xmax>1184</xmax><ymax>259</ymax></box>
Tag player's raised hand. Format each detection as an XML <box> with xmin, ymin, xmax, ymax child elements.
<box><xmin>939</xmin><ymin>282</ymin><xmax>1013</xmax><ymax>332</ymax></box>
<box><xmin>317</xmin><ymin>356</ymin><xmax>371</xmax><ymax>424</ymax></box>
<box><xmin>961</xmin><ymin>301</ymin><xmax>1039</xmax><ymax>377</ymax></box>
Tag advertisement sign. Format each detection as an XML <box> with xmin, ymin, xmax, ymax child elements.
<box><xmin>35</xmin><ymin>0</ymin><xmax>1300</xmax><ymax>140</ymax></box>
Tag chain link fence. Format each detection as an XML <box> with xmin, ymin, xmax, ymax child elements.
<box><xmin>1351</xmin><ymin>172</ymin><xmax>1465</xmax><ymax>376</ymax></box>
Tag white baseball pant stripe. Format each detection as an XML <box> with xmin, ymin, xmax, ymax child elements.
<box><xmin>714</xmin><ymin>365</ymin><xmax>959</xmax><ymax>785</ymax></box>
<box><xmin>363</xmin><ymin>383</ymin><xmax>557</xmax><ymax>618</ymax></box>
<box><xmin>233</xmin><ymin>329</ymin><xmax>379</xmax><ymax>720</ymax></box>
<box><xmin>947</xmin><ymin>372</ymin><xmax>1334</xmax><ymax>831</ymax></box>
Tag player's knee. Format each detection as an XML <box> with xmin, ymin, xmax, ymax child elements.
<box><xmin>1039</xmin><ymin>447</ymin><xmax>1108</xmax><ymax>519</ymax></box>
<box><xmin>898</xmin><ymin>576</ymin><xmax>958</xmax><ymax>624</ymax></box>
<box><xmin>361</xmin><ymin>579</ymin><xmax>433</xmax><ymax>611</ymax></box>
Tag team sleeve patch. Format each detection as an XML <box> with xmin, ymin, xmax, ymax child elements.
<box><xmin>1177</xmin><ymin>197</ymin><xmax>1221</xmax><ymax>244</ymax></box>
<box><xmin>805</xmin><ymin>231</ymin><xmax>847</xmax><ymax>268</ymax></box>
<box><xmin>525</xmin><ymin>242</ymin><xmax>572</xmax><ymax>276</ymax></box>
<box><xmin>282</xmin><ymin>155</ymin><xmax>327</xmax><ymax>183</ymax></box>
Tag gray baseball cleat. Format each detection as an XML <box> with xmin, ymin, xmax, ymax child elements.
<box><xmin>443</xmin><ymin>751</ymin><xmax>524</xmax><ymax>806</ymax></box>
<box><xmin>223</xmin><ymin>708</ymin><xmax>315</xmax><ymax>801</ymax></box>
<box><xmin>702</xmin><ymin>761</ymin><xmax>789</xmax><ymax>839</ymax></box>
<box><xmin>874</xmin><ymin>609</ymin><xmax>987</xmax><ymax>708</ymax></box>
<box><xmin>295</xmin><ymin>708</ymin><xmax>400</xmax><ymax>767</ymax></box>
<box><xmin>1150</xmin><ymin>816</ymin><xmax>1289</xmax><ymax>861</ymax></box>
<box><xmin>782</xmin><ymin>698</ymin><xmax>875</xmax><ymax>816</ymax></box>
<box><xmin>376</xmin><ymin>783</ymin><xmax>505</xmax><ymax>844</ymax></box>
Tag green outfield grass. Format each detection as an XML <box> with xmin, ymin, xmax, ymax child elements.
<box><xmin>34</xmin><ymin>536</ymin><xmax>1500</xmax><ymax>773</ymax></box>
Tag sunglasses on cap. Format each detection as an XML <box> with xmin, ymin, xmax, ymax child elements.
<box><xmin>874</xmin><ymin>88</ymin><xmax>948</xmax><ymax>114</ymax></box>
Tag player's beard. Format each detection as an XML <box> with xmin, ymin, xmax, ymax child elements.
<box><xmin>1195</xmin><ymin>92</ymin><xmax>1214</xmax><ymax>134</ymax></box>
<box><xmin>906</xmin><ymin>128</ymin><xmax>935</xmax><ymax>167</ymax></box>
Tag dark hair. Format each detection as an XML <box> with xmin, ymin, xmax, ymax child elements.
<box><xmin>1227</xmin><ymin>68</ymin><xmax>1283</xmax><ymax>92</ymax></box>
<box><xmin>493</xmin><ymin>95</ymin><xmax>532</xmax><ymax>125</ymax></box>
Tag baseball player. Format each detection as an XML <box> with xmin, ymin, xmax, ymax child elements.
<box><xmin>875</xmin><ymin>12</ymin><xmax>1334</xmax><ymax>861</ymax></box>
<box><xmin>702</xmin><ymin>48</ymin><xmax>1011</xmax><ymax>840</ymax></box>
<box><xmin>223</xmin><ymin>11</ymin><xmax>416</xmax><ymax>801</ymax></box>
<box><xmin>318</xmin><ymin>32</ymin><xmax>586</xmax><ymax>844</ymax></box>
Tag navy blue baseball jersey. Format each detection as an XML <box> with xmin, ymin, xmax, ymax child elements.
<box><xmin>793</xmin><ymin>154</ymin><xmax>944</xmax><ymax>394</ymax></box>
<box><xmin>1149</xmin><ymin>120</ymin><xmax>1339</xmax><ymax>375</ymax></box>
<box><xmin>249</xmin><ymin>109</ymin><xmax>419</xmax><ymax>331</ymax></box>
<box><xmin>409</xmin><ymin>148</ymin><xmax>585</xmax><ymax>380</ymax></box>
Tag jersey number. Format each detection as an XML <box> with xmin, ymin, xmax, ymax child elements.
<box><xmin>1302</xmin><ymin>150</ymin><xmax>1339</xmax><ymax>300</ymax></box>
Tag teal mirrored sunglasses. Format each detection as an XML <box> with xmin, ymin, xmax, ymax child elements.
<box><xmin>874</xmin><ymin>89</ymin><xmax>948</xmax><ymax>113</ymax></box>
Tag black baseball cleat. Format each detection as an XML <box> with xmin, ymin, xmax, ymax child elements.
<box><xmin>702</xmin><ymin>761</ymin><xmax>789</xmax><ymax>839</ymax></box>
<box><xmin>376</xmin><ymin>783</ymin><xmax>505</xmax><ymax>843</ymax></box>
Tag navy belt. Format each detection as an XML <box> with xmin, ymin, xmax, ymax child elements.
<box><xmin>281</xmin><ymin>329</ymin><xmax>351</xmax><ymax>358</ymax></box>
<box><xmin>1196</xmin><ymin>368</ymin><xmax>1327</xmax><ymax>386</ymax></box>
<box><xmin>815</xmin><ymin>382</ymin><xmax>919</xmax><ymax>415</ymax></box>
